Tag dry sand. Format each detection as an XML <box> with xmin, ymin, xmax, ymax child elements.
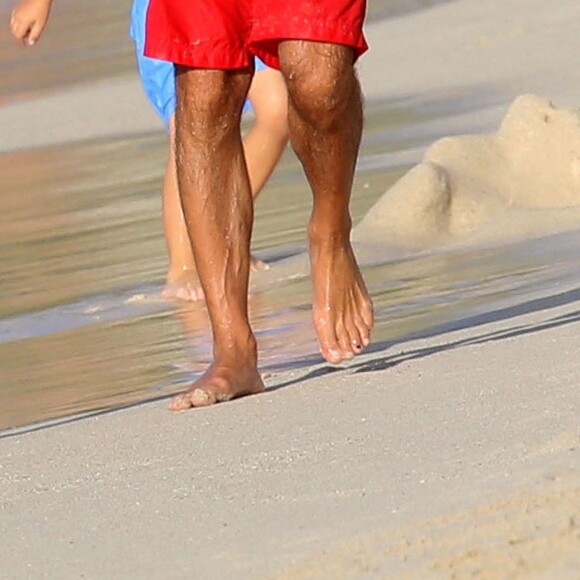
<box><xmin>353</xmin><ymin>95</ymin><xmax>580</xmax><ymax>251</ymax></box>
<box><xmin>1</xmin><ymin>0</ymin><xmax>580</xmax><ymax>578</ymax></box>
<box><xmin>275</xmin><ymin>482</ymin><xmax>580</xmax><ymax>579</ymax></box>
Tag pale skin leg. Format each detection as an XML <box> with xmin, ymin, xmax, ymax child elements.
<box><xmin>169</xmin><ymin>67</ymin><xmax>265</xmax><ymax>410</ymax></box>
<box><xmin>162</xmin><ymin>69</ymin><xmax>289</xmax><ymax>300</ymax></box>
<box><xmin>278</xmin><ymin>41</ymin><xmax>373</xmax><ymax>363</ymax></box>
<box><xmin>162</xmin><ymin>118</ymin><xmax>203</xmax><ymax>301</ymax></box>
<box><xmin>245</xmin><ymin>68</ymin><xmax>289</xmax><ymax>196</ymax></box>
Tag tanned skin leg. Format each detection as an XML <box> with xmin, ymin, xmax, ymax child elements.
<box><xmin>279</xmin><ymin>41</ymin><xmax>374</xmax><ymax>364</ymax></box>
<box><xmin>162</xmin><ymin>69</ymin><xmax>289</xmax><ymax>300</ymax></box>
<box><xmin>169</xmin><ymin>67</ymin><xmax>264</xmax><ymax>410</ymax></box>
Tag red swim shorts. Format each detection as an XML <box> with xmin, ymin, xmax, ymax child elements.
<box><xmin>144</xmin><ymin>0</ymin><xmax>368</xmax><ymax>71</ymax></box>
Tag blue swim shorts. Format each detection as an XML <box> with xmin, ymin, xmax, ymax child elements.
<box><xmin>130</xmin><ymin>0</ymin><xmax>267</xmax><ymax>128</ymax></box>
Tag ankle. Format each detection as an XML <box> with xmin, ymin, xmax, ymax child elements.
<box><xmin>213</xmin><ymin>330</ymin><xmax>258</xmax><ymax>365</ymax></box>
<box><xmin>308</xmin><ymin>215</ymin><xmax>352</xmax><ymax>247</ymax></box>
<box><xmin>167</xmin><ymin>263</ymin><xmax>196</xmax><ymax>280</ymax></box>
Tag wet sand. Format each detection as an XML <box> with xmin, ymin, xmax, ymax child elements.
<box><xmin>1</xmin><ymin>0</ymin><xmax>580</xmax><ymax>577</ymax></box>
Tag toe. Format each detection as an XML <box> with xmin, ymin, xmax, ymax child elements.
<box><xmin>361</xmin><ymin>297</ymin><xmax>374</xmax><ymax>331</ymax></box>
<box><xmin>315</xmin><ymin>314</ymin><xmax>343</xmax><ymax>364</ymax></box>
<box><xmin>190</xmin><ymin>388</ymin><xmax>217</xmax><ymax>407</ymax></box>
<box><xmin>186</xmin><ymin>286</ymin><xmax>201</xmax><ymax>302</ymax></box>
<box><xmin>250</xmin><ymin>257</ymin><xmax>269</xmax><ymax>272</ymax></box>
<box><xmin>354</xmin><ymin>314</ymin><xmax>371</xmax><ymax>347</ymax></box>
<box><xmin>336</xmin><ymin>320</ymin><xmax>355</xmax><ymax>360</ymax></box>
<box><xmin>346</xmin><ymin>322</ymin><xmax>364</xmax><ymax>355</ymax></box>
<box><xmin>169</xmin><ymin>392</ymin><xmax>193</xmax><ymax>411</ymax></box>
<box><xmin>320</xmin><ymin>341</ymin><xmax>343</xmax><ymax>364</ymax></box>
<box><xmin>175</xmin><ymin>286</ymin><xmax>191</xmax><ymax>302</ymax></box>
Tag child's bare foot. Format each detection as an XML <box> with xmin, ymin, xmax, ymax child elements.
<box><xmin>170</xmin><ymin>356</ymin><xmax>265</xmax><ymax>410</ymax></box>
<box><xmin>310</xmin><ymin>233</ymin><xmax>374</xmax><ymax>364</ymax></box>
<box><xmin>250</xmin><ymin>254</ymin><xmax>269</xmax><ymax>272</ymax></box>
<box><xmin>163</xmin><ymin>257</ymin><xmax>268</xmax><ymax>302</ymax></box>
<box><xmin>162</xmin><ymin>268</ymin><xmax>203</xmax><ymax>302</ymax></box>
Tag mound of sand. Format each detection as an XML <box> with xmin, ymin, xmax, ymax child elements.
<box><xmin>354</xmin><ymin>95</ymin><xmax>580</xmax><ymax>249</ymax></box>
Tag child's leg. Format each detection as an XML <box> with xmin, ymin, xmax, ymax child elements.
<box><xmin>245</xmin><ymin>68</ymin><xmax>289</xmax><ymax>199</ymax></box>
<box><xmin>132</xmin><ymin>0</ymin><xmax>204</xmax><ymax>299</ymax></box>
<box><xmin>161</xmin><ymin>116</ymin><xmax>203</xmax><ymax>301</ymax></box>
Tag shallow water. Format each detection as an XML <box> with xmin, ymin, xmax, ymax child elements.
<box><xmin>1</xmin><ymin>0</ymin><xmax>580</xmax><ymax>431</ymax></box>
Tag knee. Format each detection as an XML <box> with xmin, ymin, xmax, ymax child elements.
<box><xmin>176</xmin><ymin>68</ymin><xmax>248</xmax><ymax>127</ymax></box>
<box><xmin>280</xmin><ymin>44</ymin><xmax>358</xmax><ymax>129</ymax></box>
<box><xmin>287</xmin><ymin>66</ymin><xmax>354</xmax><ymax>130</ymax></box>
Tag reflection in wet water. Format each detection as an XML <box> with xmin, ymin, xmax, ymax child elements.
<box><xmin>1</xmin><ymin>0</ymin><xmax>579</xmax><ymax>431</ymax></box>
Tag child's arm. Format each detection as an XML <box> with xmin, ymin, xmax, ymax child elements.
<box><xmin>10</xmin><ymin>0</ymin><xmax>54</xmax><ymax>46</ymax></box>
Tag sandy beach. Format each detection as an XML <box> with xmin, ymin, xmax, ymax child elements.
<box><xmin>1</xmin><ymin>0</ymin><xmax>580</xmax><ymax>578</ymax></box>
<box><xmin>1</xmin><ymin>291</ymin><xmax>579</xmax><ymax>579</ymax></box>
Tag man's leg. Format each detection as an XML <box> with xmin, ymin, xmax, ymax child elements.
<box><xmin>169</xmin><ymin>67</ymin><xmax>265</xmax><ymax>410</ymax></box>
<box><xmin>279</xmin><ymin>41</ymin><xmax>374</xmax><ymax>364</ymax></box>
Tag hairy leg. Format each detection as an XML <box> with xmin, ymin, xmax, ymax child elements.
<box><xmin>279</xmin><ymin>41</ymin><xmax>373</xmax><ymax>363</ymax></box>
<box><xmin>161</xmin><ymin>116</ymin><xmax>203</xmax><ymax>301</ymax></box>
<box><xmin>170</xmin><ymin>67</ymin><xmax>264</xmax><ymax>410</ymax></box>
<box><xmin>161</xmin><ymin>72</ymin><xmax>281</xmax><ymax>301</ymax></box>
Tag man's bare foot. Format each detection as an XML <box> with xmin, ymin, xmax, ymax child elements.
<box><xmin>169</xmin><ymin>360</ymin><xmax>265</xmax><ymax>410</ymax></box>
<box><xmin>310</xmin><ymin>234</ymin><xmax>374</xmax><ymax>364</ymax></box>
<box><xmin>162</xmin><ymin>268</ymin><xmax>203</xmax><ymax>302</ymax></box>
